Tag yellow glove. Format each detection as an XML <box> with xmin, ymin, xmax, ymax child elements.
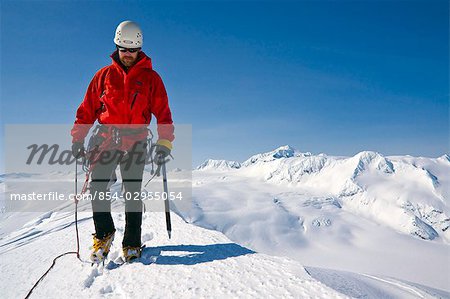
<box><xmin>155</xmin><ymin>139</ymin><xmax>172</xmax><ymax>164</ymax></box>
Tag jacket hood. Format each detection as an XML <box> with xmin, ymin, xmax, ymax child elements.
<box><xmin>110</xmin><ymin>50</ymin><xmax>153</xmax><ymax>72</ymax></box>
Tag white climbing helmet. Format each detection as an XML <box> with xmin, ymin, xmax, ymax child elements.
<box><xmin>114</xmin><ymin>21</ymin><xmax>143</xmax><ymax>48</ymax></box>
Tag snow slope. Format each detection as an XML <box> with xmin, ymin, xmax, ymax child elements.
<box><xmin>0</xmin><ymin>209</ymin><xmax>344</xmax><ymax>298</ymax></box>
<box><xmin>0</xmin><ymin>209</ymin><xmax>447</xmax><ymax>299</ymax></box>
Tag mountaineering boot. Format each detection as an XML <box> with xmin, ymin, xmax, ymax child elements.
<box><xmin>122</xmin><ymin>246</ymin><xmax>142</xmax><ymax>262</ymax></box>
<box><xmin>90</xmin><ymin>230</ymin><xmax>115</xmax><ymax>264</ymax></box>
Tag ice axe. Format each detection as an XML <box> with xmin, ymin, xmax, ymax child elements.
<box><xmin>161</xmin><ymin>158</ymin><xmax>172</xmax><ymax>239</ymax></box>
<box><xmin>145</xmin><ymin>153</ymin><xmax>172</xmax><ymax>239</ymax></box>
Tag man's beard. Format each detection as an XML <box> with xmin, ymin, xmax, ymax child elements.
<box><xmin>120</xmin><ymin>56</ymin><xmax>137</xmax><ymax>68</ymax></box>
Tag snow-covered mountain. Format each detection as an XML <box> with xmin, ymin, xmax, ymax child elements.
<box><xmin>0</xmin><ymin>145</ymin><xmax>449</xmax><ymax>298</ymax></box>
<box><xmin>188</xmin><ymin>146</ymin><xmax>450</xmax><ymax>292</ymax></box>
<box><xmin>194</xmin><ymin>146</ymin><xmax>449</xmax><ymax>242</ymax></box>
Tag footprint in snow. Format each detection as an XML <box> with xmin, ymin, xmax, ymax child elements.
<box><xmin>84</xmin><ymin>267</ymin><xmax>102</xmax><ymax>288</ymax></box>
<box><xmin>100</xmin><ymin>284</ymin><xmax>113</xmax><ymax>294</ymax></box>
<box><xmin>142</xmin><ymin>232</ymin><xmax>154</xmax><ymax>243</ymax></box>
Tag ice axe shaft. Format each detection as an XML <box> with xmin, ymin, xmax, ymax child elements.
<box><xmin>161</xmin><ymin>160</ymin><xmax>172</xmax><ymax>239</ymax></box>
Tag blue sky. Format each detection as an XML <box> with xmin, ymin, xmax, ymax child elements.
<box><xmin>1</xmin><ymin>0</ymin><xmax>448</xmax><ymax>167</ymax></box>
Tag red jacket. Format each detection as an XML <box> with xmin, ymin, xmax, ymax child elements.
<box><xmin>71</xmin><ymin>51</ymin><xmax>174</xmax><ymax>148</ymax></box>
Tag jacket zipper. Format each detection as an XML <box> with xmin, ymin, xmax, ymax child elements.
<box><xmin>95</xmin><ymin>90</ymin><xmax>106</xmax><ymax>116</ymax></box>
<box><xmin>130</xmin><ymin>92</ymin><xmax>138</xmax><ymax>109</ymax></box>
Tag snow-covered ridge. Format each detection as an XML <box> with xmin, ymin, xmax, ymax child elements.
<box><xmin>196</xmin><ymin>159</ymin><xmax>241</xmax><ymax>171</ymax></box>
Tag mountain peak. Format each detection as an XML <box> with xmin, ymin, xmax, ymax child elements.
<box><xmin>243</xmin><ymin>145</ymin><xmax>310</xmax><ymax>166</ymax></box>
<box><xmin>272</xmin><ymin>145</ymin><xmax>297</xmax><ymax>158</ymax></box>
<box><xmin>351</xmin><ymin>151</ymin><xmax>394</xmax><ymax>176</ymax></box>
<box><xmin>438</xmin><ymin>154</ymin><xmax>450</xmax><ymax>163</ymax></box>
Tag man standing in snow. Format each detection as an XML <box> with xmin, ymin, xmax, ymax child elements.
<box><xmin>71</xmin><ymin>20</ymin><xmax>174</xmax><ymax>263</ymax></box>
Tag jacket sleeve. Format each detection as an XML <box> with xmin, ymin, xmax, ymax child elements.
<box><xmin>70</xmin><ymin>70</ymin><xmax>103</xmax><ymax>143</ymax></box>
<box><xmin>150</xmin><ymin>71</ymin><xmax>175</xmax><ymax>142</ymax></box>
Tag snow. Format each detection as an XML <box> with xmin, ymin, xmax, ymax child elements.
<box><xmin>1</xmin><ymin>145</ymin><xmax>449</xmax><ymax>298</ymax></box>
<box><xmin>305</xmin><ymin>267</ymin><xmax>450</xmax><ymax>299</ymax></box>
<box><xmin>0</xmin><ymin>211</ymin><xmax>348</xmax><ymax>298</ymax></box>
<box><xmin>1</xmin><ymin>209</ymin><xmax>447</xmax><ymax>298</ymax></box>
<box><xmin>187</xmin><ymin>146</ymin><xmax>450</xmax><ymax>292</ymax></box>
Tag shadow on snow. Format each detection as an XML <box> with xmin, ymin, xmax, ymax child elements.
<box><xmin>115</xmin><ymin>243</ymin><xmax>255</xmax><ymax>267</ymax></box>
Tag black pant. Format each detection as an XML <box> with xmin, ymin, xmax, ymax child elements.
<box><xmin>90</xmin><ymin>141</ymin><xmax>146</xmax><ymax>247</ymax></box>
